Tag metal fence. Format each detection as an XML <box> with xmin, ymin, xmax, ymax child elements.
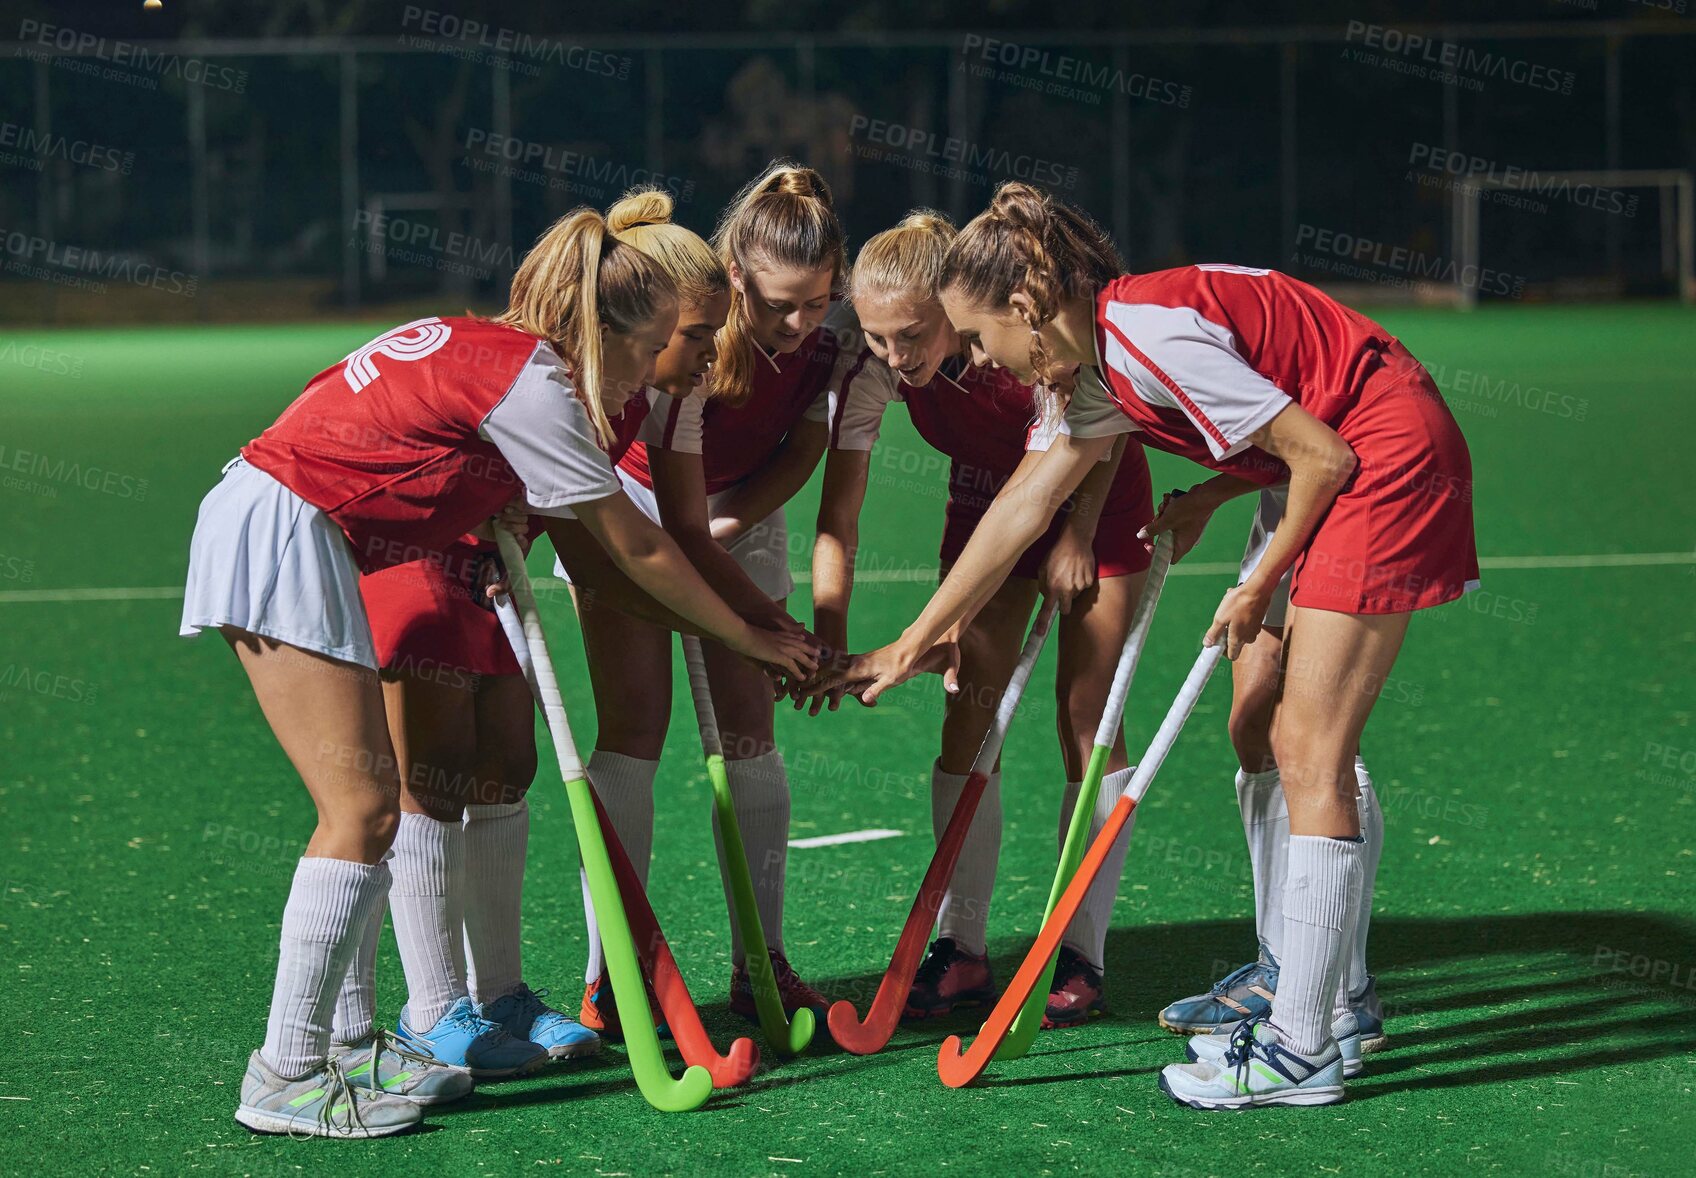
<box><xmin>3</xmin><ymin>17</ymin><xmax>1693</xmax><ymax>322</ymax></box>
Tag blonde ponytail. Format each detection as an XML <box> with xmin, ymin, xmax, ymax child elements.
<box><xmin>710</xmin><ymin>160</ymin><xmax>847</xmax><ymax>406</ymax></box>
<box><xmin>605</xmin><ymin>186</ymin><xmax>728</xmax><ymax>306</ymax></box>
<box><xmin>495</xmin><ymin>207</ymin><xmax>678</xmax><ymax>444</ymax></box>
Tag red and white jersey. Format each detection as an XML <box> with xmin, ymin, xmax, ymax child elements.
<box><xmin>829</xmin><ymin>350</ymin><xmax>1043</xmax><ymax>480</ymax></box>
<box><xmin>619</xmin><ymin>311</ymin><xmax>848</xmax><ymax>494</ymax></box>
<box><xmin>829</xmin><ymin>347</ymin><xmax>1138</xmax><ymax>514</ymax></box>
<box><xmin>1063</xmin><ymin>266</ymin><xmax>1396</xmax><ymax>482</ymax></box>
<box><xmin>243</xmin><ymin>316</ymin><xmax>621</xmax><ymax>572</ymax></box>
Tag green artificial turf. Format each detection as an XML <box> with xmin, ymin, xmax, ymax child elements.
<box><xmin>1</xmin><ymin>306</ymin><xmax>1693</xmax><ymax>1174</ymax></box>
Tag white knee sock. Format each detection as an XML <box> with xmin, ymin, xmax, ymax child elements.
<box><xmin>1059</xmin><ymin>766</ymin><xmax>1137</xmax><ymax>970</ymax></box>
<box><xmin>462</xmin><ymin>800</ymin><xmax>529</xmax><ymax>1004</ymax></box>
<box><xmin>330</xmin><ymin>862</ymin><xmax>389</xmax><ymax>1047</ymax></box>
<box><xmin>388</xmin><ymin>812</ymin><xmax>467</xmax><ymax>1029</ymax></box>
<box><xmin>582</xmin><ymin>752</ymin><xmax>658</xmax><ymax>984</ymax></box>
<box><xmin>1236</xmin><ymin>767</ymin><xmax>1288</xmax><ymax>965</ymax></box>
<box><xmin>1350</xmin><ymin>756</ymin><xmax>1383</xmax><ymax>996</ymax></box>
<box><xmin>714</xmin><ymin>750</ymin><xmax>791</xmax><ymax>963</ymax></box>
<box><xmin>1270</xmin><ymin>834</ymin><xmax>1364</xmax><ymax>1055</ymax></box>
<box><xmin>932</xmin><ymin>761</ymin><xmax>1002</xmax><ymax>957</ymax></box>
<box><xmin>262</xmin><ymin>857</ymin><xmax>390</xmax><ymax>1077</ymax></box>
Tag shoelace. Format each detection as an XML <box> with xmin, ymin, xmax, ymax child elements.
<box><xmin>912</xmin><ymin>940</ymin><xmax>955</xmax><ymax>987</ymax></box>
<box><xmin>1210</xmin><ymin>960</ymin><xmax>1261</xmax><ymax>996</ymax></box>
<box><xmin>446</xmin><ymin>1001</ymin><xmax>512</xmax><ymax>1044</ymax></box>
<box><xmin>287</xmin><ymin>1057</ymin><xmax>367</xmax><ymax>1141</ymax></box>
<box><xmin>512</xmin><ymin>984</ymin><xmax>552</xmax><ymax>1017</ymax></box>
<box><xmin>360</xmin><ymin>1028</ymin><xmax>444</xmax><ymax>1087</ymax></box>
<box><xmin>1220</xmin><ymin>1015</ymin><xmax>1267</xmax><ymax>1069</ymax></box>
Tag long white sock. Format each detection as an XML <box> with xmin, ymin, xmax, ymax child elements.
<box><xmin>388</xmin><ymin>812</ymin><xmax>467</xmax><ymax>1030</ymax></box>
<box><xmin>714</xmin><ymin>750</ymin><xmax>791</xmax><ymax>963</ymax></box>
<box><xmin>1332</xmin><ymin>841</ymin><xmax>1365</xmax><ymax>1025</ymax></box>
<box><xmin>1350</xmin><ymin>756</ymin><xmax>1383</xmax><ymax>996</ymax></box>
<box><xmin>330</xmin><ymin>863</ymin><xmax>389</xmax><ymax>1047</ymax></box>
<box><xmin>1236</xmin><ymin>767</ymin><xmax>1288</xmax><ymax>964</ymax></box>
<box><xmin>581</xmin><ymin>752</ymin><xmax>658</xmax><ymax>984</ymax></box>
<box><xmin>1059</xmin><ymin>766</ymin><xmax>1137</xmax><ymax>969</ymax></box>
<box><xmin>462</xmin><ymin>800</ymin><xmax>529</xmax><ymax>1004</ymax></box>
<box><xmin>1270</xmin><ymin>834</ymin><xmax>1363</xmax><ymax>1055</ymax></box>
<box><xmin>262</xmin><ymin>857</ymin><xmax>389</xmax><ymax>1077</ymax></box>
<box><xmin>932</xmin><ymin>761</ymin><xmax>1002</xmax><ymax>957</ymax></box>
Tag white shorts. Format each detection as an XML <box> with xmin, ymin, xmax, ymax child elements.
<box><xmin>180</xmin><ymin>458</ymin><xmax>378</xmax><ymax>669</ymax></box>
<box><xmin>553</xmin><ymin>467</ymin><xmax>794</xmax><ymax>601</ymax></box>
<box><xmin>1238</xmin><ymin>486</ymin><xmax>1293</xmax><ymax>631</ymax></box>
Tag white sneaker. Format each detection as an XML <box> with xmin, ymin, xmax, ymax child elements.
<box><xmin>234</xmin><ymin>1050</ymin><xmax>422</xmax><ymax>1138</ymax></box>
<box><xmin>1159</xmin><ymin>1021</ymin><xmax>1345</xmax><ymax>1110</ymax></box>
<box><xmin>1185</xmin><ymin>1010</ymin><xmax>1363</xmax><ymax>1077</ymax></box>
<box><xmin>333</xmin><ymin>1029</ymin><xmax>476</xmax><ymax>1105</ymax></box>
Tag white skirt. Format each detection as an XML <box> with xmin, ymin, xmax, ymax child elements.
<box><xmin>180</xmin><ymin>458</ymin><xmax>378</xmax><ymax>669</ymax></box>
<box><xmin>553</xmin><ymin>467</ymin><xmax>794</xmax><ymax>601</ymax></box>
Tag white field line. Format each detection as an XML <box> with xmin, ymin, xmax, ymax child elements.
<box><xmin>788</xmin><ymin>828</ymin><xmax>905</xmax><ymax>850</ymax></box>
<box><xmin>1</xmin><ymin>551</ymin><xmax>1691</xmax><ymax>604</ymax></box>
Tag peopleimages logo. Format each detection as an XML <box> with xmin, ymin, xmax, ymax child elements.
<box><xmin>1343</xmin><ymin>22</ymin><xmax>1576</xmax><ymax>95</ymax></box>
<box><xmin>959</xmin><ymin>34</ymin><xmax>1192</xmax><ymax>108</ymax></box>
<box><xmin>848</xmin><ymin>115</ymin><xmax>1080</xmax><ymax>190</ymax></box>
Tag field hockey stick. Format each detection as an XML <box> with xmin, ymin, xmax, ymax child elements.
<box><xmin>681</xmin><ymin>634</ymin><xmax>816</xmax><ymax>1055</ymax></box>
<box><xmin>996</xmin><ymin>532</ymin><xmax>1176</xmax><ymax>1059</ymax></box>
<box><xmin>494</xmin><ymin>530</ymin><xmax>715</xmax><ymax>1112</ymax></box>
<box><xmin>496</xmin><ymin>592</ymin><xmax>760</xmax><ymax>1088</ymax></box>
<box><xmin>937</xmin><ymin>636</ymin><xmax>1224</xmax><ymax>1087</ymax></box>
<box><xmin>827</xmin><ymin>597</ymin><xmax>1060</xmax><ymax>1056</ymax></box>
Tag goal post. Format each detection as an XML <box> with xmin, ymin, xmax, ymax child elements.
<box><xmin>1457</xmin><ymin>169</ymin><xmax>1694</xmax><ymax>309</ymax></box>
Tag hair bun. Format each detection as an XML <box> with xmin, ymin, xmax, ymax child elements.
<box><xmin>764</xmin><ymin>162</ymin><xmax>833</xmax><ymax>208</ymax></box>
<box><xmin>987</xmin><ymin>182</ymin><xmax>1049</xmax><ymax>232</ymax></box>
<box><xmin>607</xmin><ymin>187</ymin><xmax>676</xmax><ymax>233</ymax></box>
<box><xmin>898</xmin><ymin>209</ymin><xmax>955</xmax><ymax>238</ymax></box>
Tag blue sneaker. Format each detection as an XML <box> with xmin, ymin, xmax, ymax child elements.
<box><xmin>1160</xmin><ymin>1020</ymin><xmax>1345</xmax><ymax>1110</ymax></box>
<box><xmin>480</xmin><ymin>984</ymin><xmax>601</xmax><ymax>1060</ymax></box>
<box><xmin>396</xmin><ymin>996</ymin><xmax>547</xmax><ymax>1079</ymax></box>
<box><xmin>1187</xmin><ymin>1010</ymin><xmax>1362</xmax><ymax>1078</ymax></box>
<box><xmin>1350</xmin><ymin>973</ymin><xmax>1388</xmax><ymax>1053</ymax></box>
<box><xmin>1159</xmin><ymin>957</ymin><xmax>1279</xmax><ymax>1035</ymax></box>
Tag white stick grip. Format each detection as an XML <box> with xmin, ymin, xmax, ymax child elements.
<box><xmin>969</xmin><ymin>598</ymin><xmax>1059</xmax><ymax>777</ymax></box>
<box><xmin>1092</xmin><ymin>533</ymin><xmax>1175</xmax><ymax>748</ymax></box>
<box><xmin>681</xmin><ymin>635</ymin><xmax>724</xmax><ymax>759</ymax></box>
<box><xmin>496</xmin><ymin>528</ymin><xmax>584</xmax><ymax>779</ymax></box>
<box><xmin>1117</xmin><ymin>641</ymin><xmax>1224</xmax><ymax>806</ymax></box>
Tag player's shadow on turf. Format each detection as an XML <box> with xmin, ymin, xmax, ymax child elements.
<box><xmin>942</xmin><ymin>910</ymin><xmax>1696</xmax><ymax>1089</ymax></box>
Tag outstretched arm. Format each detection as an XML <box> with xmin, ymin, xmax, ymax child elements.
<box><xmin>709</xmin><ymin>419</ymin><xmax>829</xmax><ymax>545</ymax></box>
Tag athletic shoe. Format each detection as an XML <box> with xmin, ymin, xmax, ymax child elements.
<box><xmin>396</xmin><ymin>996</ymin><xmax>548</xmax><ymax>1079</ymax></box>
<box><xmin>579</xmin><ymin>975</ymin><xmax>671</xmax><ymax>1042</ymax></box>
<box><xmin>1350</xmin><ymin>973</ymin><xmax>1389</xmax><ymax>1053</ymax></box>
<box><xmin>1186</xmin><ymin>1010</ymin><xmax>1363</xmax><ymax>1078</ymax></box>
<box><xmin>332</xmin><ymin>1028</ymin><xmax>476</xmax><ymax>1104</ymax></box>
<box><xmin>1043</xmin><ymin>946</ymin><xmax>1106</xmax><ymax>1029</ymax></box>
<box><xmin>730</xmin><ymin>949</ymin><xmax>829</xmax><ymax>1022</ymax></box>
<box><xmin>234</xmin><ymin>1050</ymin><xmax>422</xmax><ymax>1139</ymax></box>
<box><xmin>481</xmin><ymin>983</ymin><xmax>601</xmax><ymax>1060</ymax></box>
<box><xmin>1158</xmin><ymin>957</ymin><xmax>1278</xmax><ymax>1035</ymax></box>
<box><xmin>902</xmin><ymin>937</ymin><xmax>995</xmax><ymax>1020</ymax></box>
<box><xmin>1159</xmin><ymin>1020</ymin><xmax>1345</xmax><ymax>1110</ymax></box>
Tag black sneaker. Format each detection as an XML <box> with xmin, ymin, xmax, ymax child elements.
<box><xmin>903</xmin><ymin>937</ymin><xmax>996</xmax><ymax>1020</ymax></box>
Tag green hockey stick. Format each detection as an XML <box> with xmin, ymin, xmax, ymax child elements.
<box><xmin>996</xmin><ymin>532</ymin><xmax>1176</xmax><ymax>1059</ymax></box>
<box><xmin>496</xmin><ymin>530</ymin><xmax>713</xmax><ymax>1112</ymax></box>
<box><xmin>681</xmin><ymin>634</ymin><xmax>815</xmax><ymax>1055</ymax></box>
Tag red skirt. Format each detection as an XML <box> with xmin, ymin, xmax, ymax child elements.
<box><xmin>358</xmin><ymin>538</ymin><xmax>522</xmax><ymax>679</ymax></box>
<box><xmin>1288</xmin><ymin>347</ymin><xmax>1479</xmax><ymax>615</ymax></box>
<box><xmin>940</xmin><ymin>440</ymin><xmax>1155</xmax><ymax>580</ymax></box>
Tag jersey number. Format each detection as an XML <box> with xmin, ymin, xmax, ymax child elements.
<box><xmin>343</xmin><ymin>317</ymin><xmax>453</xmax><ymax>393</ymax></box>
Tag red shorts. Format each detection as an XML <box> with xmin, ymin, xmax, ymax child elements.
<box><xmin>359</xmin><ymin>539</ymin><xmax>522</xmax><ymax>678</ymax></box>
<box><xmin>940</xmin><ymin>441</ymin><xmax>1155</xmax><ymax>580</ymax></box>
<box><xmin>1288</xmin><ymin>348</ymin><xmax>1479</xmax><ymax>615</ymax></box>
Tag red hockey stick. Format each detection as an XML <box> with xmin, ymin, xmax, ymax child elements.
<box><xmin>589</xmin><ymin>788</ymin><xmax>762</xmax><ymax>1088</ymax></box>
<box><xmin>826</xmin><ymin>599</ymin><xmax>1059</xmax><ymax>1055</ymax></box>
<box><xmin>937</xmin><ymin>641</ymin><xmax>1224</xmax><ymax>1087</ymax></box>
